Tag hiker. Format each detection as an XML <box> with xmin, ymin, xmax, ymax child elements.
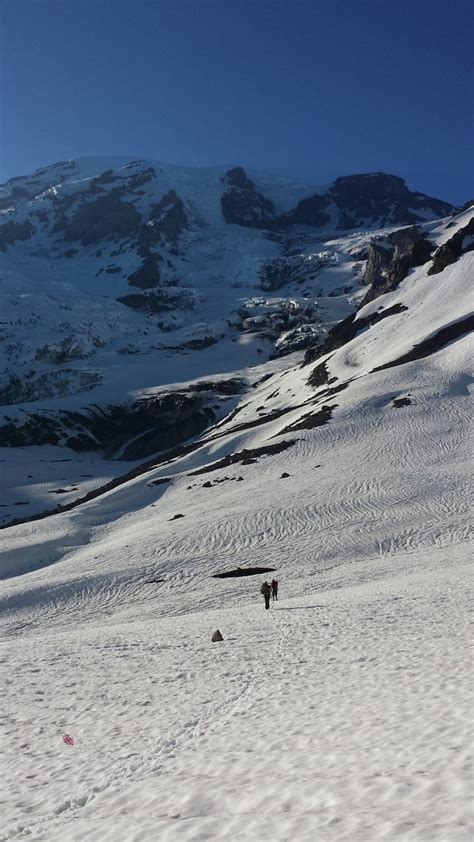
<box><xmin>260</xmin><ymin>581</ymin><xmax>272</xmax><ymax>610</ymax></box>
<box><xmin>271</xmin><ymin>579</ymin><xmax>278</xmax><ymax>601</ymax></box>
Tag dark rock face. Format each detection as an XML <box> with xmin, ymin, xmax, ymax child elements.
<box><xmin>0</xmin><ymin>220</ymin><xmax>35</xmax><ymax>251</ymax></box>
<box><xmin>34</xmin><ymin>336</ymin><xmax>95</xmax><ymax>364</ymax></box>
<box><xmin>363</xmin><ymin>242</ymin><xmax>392</xmax><ymax>287</ymax></box>
<box><xmin>211</xmin><ymin>630</ymin><xmax>224</xmax><ymax>642</ymax></box>
<box><xmin>306</xmin><ymin>360</ymin><xmax>332</xmax><ymax>387</ymax></box>
<box><xmin>221</xmin><ymin>167</ymin><xmax>276</xmax><ymax>229</ymax></box>
<box><xmin>220</xmin><ymin>169</ymin><xmax>452</xmax><ymax>233</ymax></box>
<box><xmin>0</xmin><ymin>161</ymin><xmax>76</xmax><ymax>209</ymax></box>
<box><xmin>362</xmin><ymin>226</ymin><xmax>433</xmax><ymax>304</ymax></box>
<box><xmin>127</xmin><ymin>254</ymin><xmax>162</xmax><ymax>289</ymax></box>
<box><xmin>330</xmin><ymin>173</ymin><xmax>453</xmax><ymax>230</ymax></box>
<box><xmin>0</xmin><ymin>392</ymin><xmax>214</xmax><ymax>459</ymax></box>
<box><xmin>281</xmin><ymin>193</ymin><xmax>331</xmax><ymax>228</ymax></box>
<box><xmin>118</xmin><ymin>286</ymin><xmax>188</xmax><ymax>312</ymax></box>
<box><xmin>62</xmin><ymin>189</ymin><xmax>142</xmax><ymax>246</ymax></box>
<box><xmin>0</xmin><ymin>413</ymin><xmax>72</xmax><ymax>447</ymax></box>
<box><xmin>187</xmin><ymin>378</ymin><xmax>244</xmax><ymax>395</ymax></box>
<box><xmin>182</xmin><ymin>336</ymin><xmax>218</xmax><ymax>350</ymax></box>
<box><xmin>280</xmin><ymin>404</ymin><xmax>334</xmax><ymax>433</ymax></box>
<box><xmin>90</xmin><ymin>169</ymin><xmax>117</xmax><ymax>187</ymax></box>
<box><xmin>190</xmin><ymin>439</ymin><xmax>296</xmax><ymax>475</ymax></box>
<box><xmin>118</xmin><ymin>285</ymin><xmax>197</xmax><ymax>316</ymax></box>
<box><xmin>147</xmin><ymin>190</ymin><xmax>188</xmax><ymax>243</ymax></box>
<box><xmin>428</xmin><ymin>217</ymin><xmax>474</xmax><ymax>275</ymax></box>
<box><xmin>0</xmin><ymin>370</ymin><xmax>101</xmax><ymax>405</ymax></box>
<box><xmin>118</xmin><ymin>394</ymin><xmax>214</xmax><ymax>460</ymax></box>
<box><xmin>123</xmin><ymin>166</ymin><xmax>156</xmax><ymax>191</ymax></box>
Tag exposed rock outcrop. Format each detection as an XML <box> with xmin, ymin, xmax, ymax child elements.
<box><xmin>118</xmin><ymin>286</ymin><xmax>197</xmax><ymax>313</ymax></box>
<box><xmin>0</xmin><ymin>220</ymin><xmax>35</xmax><ymax>251</ymax></box>
<box><xmin>0</xmin><ymin>392</ymin><xmax>214</xmax><ymax>459</ymax></box>
<box><xmin>127</xmin><ymin>254</ymin><xmax>162</xmax><ymax>289</ymax></box>
<box><xmin>281</xmin><ymin>193</ymin><xmax>331</xmax><ymax>228</ymax></box>
<box><xmin>147</xmin><ymin>190</ymin><xmax>188</xmax><ymax>244</ymax></box>
<box><xmin>428</xmin><ymin>217</ymin><xmax>474</xmax><ymax>275</ymax></box>
<box><xmin>330</xmin><ymin>173</ymin><xmax>453</xmax><ymax>230</ymax></box>
<box><xmin>0</xmin><ymin>369</ymin><xmax>102</xmax><ymax>405</ymax></box>
<box><xmin>220</xmin><ymin>170</ymin><xmax>453</xmax><ymax>233</ymax></box>
<box><xmin>34</xmin><ymin>335</ymin><xmax>99</xmax><ymax>364</ymax></box>
<box><xmin>362</xmin><ymin>226</ymin><xmax>433</xmax><ymax>304</ymax></box>
<box><xmin>221</xmin><ymin>167</ymin><xmax>276</xmax><ymax>229</ymax></box>
<box><xmin>62</xmin><ymin>188</ymin><xmax>142</xmax><ymax>246</ymax></box>
<box><xmin>280</xmin><ymin>403</ymin><xmax>334</xmax><ymax>433</ymax></box>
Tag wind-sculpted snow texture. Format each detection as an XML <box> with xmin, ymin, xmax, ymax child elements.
<box><xmin>0</xmin><ymin>163</ymin><xmax>473</xmax><ymax>841</ymax></box>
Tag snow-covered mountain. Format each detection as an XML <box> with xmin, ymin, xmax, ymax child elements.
<box><xmin>0</xmin><ymin>159</ymin><xmax>473</xmax><ymax>841</ymax></box>
<box><xmin>0</xmin><ymin>159</ymin><xmax>466</xmax><ymax>468</ymax></box>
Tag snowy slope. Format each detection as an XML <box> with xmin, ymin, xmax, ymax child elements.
<box><xmin>0</xmin><ymin>159</ymin><xmax>472</xmax><ymax>840</ymax></box>
<box><xmin>0</xmin><ymin>180</ymin><xmax>473</xmax><ymax>841</ymax></box>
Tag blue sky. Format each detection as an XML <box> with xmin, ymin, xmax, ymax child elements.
<box><xmin>0</xmin><ymin>0</ymin><xmax>472</xmax><ymax>202</ymax></box>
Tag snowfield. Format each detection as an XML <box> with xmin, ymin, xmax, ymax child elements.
<box><xmin>0</xmin><ymin>162</ymin><xmax>473</xmax><ymax>840</ymax></box>
<box><xmin>1</xmin><ymin>332</ymin><xmax>472</xmax><ymax>840</ymax></box>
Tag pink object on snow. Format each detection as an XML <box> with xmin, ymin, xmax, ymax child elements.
<box><xmin>63</xmin><ymin>734</ymin><xmax>75</xmax><ymax>745</ymax></box>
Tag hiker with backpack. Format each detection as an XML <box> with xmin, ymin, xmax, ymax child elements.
<box><xmin>260</xmin><ymin>581</ymin><xmax>272</xmax><ymax>610</ymax></box>
<box><xmin>271</xmin><ymin>579</ymin><xmax>278</xmax><ymax>601</ymax></box>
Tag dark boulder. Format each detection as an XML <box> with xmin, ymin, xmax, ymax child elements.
<box><xmin>211</xmin><ymin>630</ymin><xmax>224</xmax><ymax>642</ymax></box>
<box><xmin>392</xmin><ymin>397</ymin><xmax>412</xmax><ymax>407</ymax></box>
<box><xmin>213</xmin><ymin>567</ymin><xmax>276</xmax><ymax>579</ymax></box>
